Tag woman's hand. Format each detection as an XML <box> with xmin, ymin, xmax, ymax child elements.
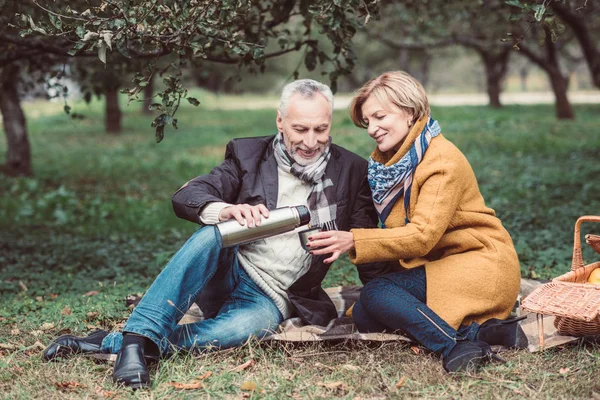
<box><xmin>306</xmin><ymin>230</ymin><xmax>355</xmax><ymax>264</ymax></box>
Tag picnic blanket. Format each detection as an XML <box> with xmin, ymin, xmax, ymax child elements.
<box><xmin>172</xmin><ymin>278</ymin><xmax>578</xmax><ymax>353</ymax></box>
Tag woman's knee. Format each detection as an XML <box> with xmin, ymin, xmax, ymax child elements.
<box><xmin>359</xmin><ymin>276</ymin><xmax>396</xmax><ymax>308</ymax></box>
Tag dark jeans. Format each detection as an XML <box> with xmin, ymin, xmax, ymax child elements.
<box><xmin>352</xmin><ymin>267</ymin><xmax>479</xmax><ymax>358</ymax></box>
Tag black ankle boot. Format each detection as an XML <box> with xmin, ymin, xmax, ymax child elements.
<box><xmin>112</xmin><ymin>334</ymin><xmax>155</xmax><ymax>389</ymax></box>
<box><xmin>443</xmin><ymin>340</ymin><xmax>503</xmax><ymax>373</ymax></box>
<box><xmin>42</xmin><ymin>329</ymin><xmax>108</xmax><ymax>361</ymax></box>
<box><xmin>476</xmin><ymin>316</ymin><xmax>528</xmax><ymax>349</ymax></box>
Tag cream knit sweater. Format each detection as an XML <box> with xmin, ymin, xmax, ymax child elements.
<box><xmin>199</xmin><ymin>167</ymin><xmax>312</xmax><ymax>319</ymax></box>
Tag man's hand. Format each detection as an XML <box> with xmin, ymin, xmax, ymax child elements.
<box><xmin>219</xmin><ymin>204</ymin><xmax>269</xmax><ymax>228</ymax></box>
<box><xmin>306</xmin><ymin>230</ymin><xmax>355</xmax><ymax>264</ymax></box>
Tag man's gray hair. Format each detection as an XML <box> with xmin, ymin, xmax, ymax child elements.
<box><xmin>278</xmin><ymin>79</ymin><xmax>334</xmax><ymax>118</ymax></box>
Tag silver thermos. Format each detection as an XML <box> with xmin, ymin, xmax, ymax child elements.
<box><xmin>216</xmin><ymin>205</ymin><xmax>311</xmax><ymax>248</ymax></box>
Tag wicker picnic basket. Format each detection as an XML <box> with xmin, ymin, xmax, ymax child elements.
<box><xmin>521</xmin><ymin>216</ymin><xmax>600</xmax><ymax>337</ymax></box>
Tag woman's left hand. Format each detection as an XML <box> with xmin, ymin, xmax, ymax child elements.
<box><xmin>306</xmin><ymin>230</ymin><xmax>355</xmax><ymax>264</ymax></box>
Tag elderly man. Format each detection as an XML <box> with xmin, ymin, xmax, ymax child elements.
<box><xmin>42</xmin><ymin>79</ymin><xmax>387</xmax><ymax>388</ymax></box>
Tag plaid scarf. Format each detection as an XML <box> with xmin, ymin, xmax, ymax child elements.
<box><xmin>368</xmin><ymin>116</ymin><xmax>441</xmax><ymax>226</ymax></box>
<box><xmin>273</xmin><ymin>133</ymin><xmax>337</xmax><ymax>230</ymax></box>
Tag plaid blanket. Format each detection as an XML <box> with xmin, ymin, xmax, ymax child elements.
<box><xmin>126</xmin><ymin>279</ymin><xmax>577</xmax><ymax>354</ymax></box>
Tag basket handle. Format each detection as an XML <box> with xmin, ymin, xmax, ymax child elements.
<box><xmin>572</xmin><ymin>215</ymin><xmax>600</xmax><ymax>271</ymax></box>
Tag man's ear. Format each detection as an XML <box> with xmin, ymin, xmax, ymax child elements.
<box><xmin>276</xmin><ymin>110</ymin><xmax>284</xmax><ymax>132</ymax></box>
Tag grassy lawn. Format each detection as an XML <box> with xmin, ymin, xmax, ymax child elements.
<box><xmin>1</xmin><ymin>96</ymin><xmax>600</xmax><ymax>398</ymax></box>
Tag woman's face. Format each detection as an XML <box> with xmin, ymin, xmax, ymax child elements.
<box><xmin>361</xmin><ymin>96</ymin><xmax>414</xmax><ymax>153</ymax></box>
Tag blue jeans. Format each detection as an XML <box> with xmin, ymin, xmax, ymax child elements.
<box><xmin>352</xmin><ymin>267</ymin><xmax>478</xmax><ymax>358</ymax></box>
<box><xmin>101</xmin><ymin>226</ymin><xmax>283</xmax><ymax>354</ymax></box>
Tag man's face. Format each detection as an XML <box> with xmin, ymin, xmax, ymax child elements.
<box><xmin>276</xmin><ymin>93</ymin><xmax>331</xmax><ymax>165</ymax></box>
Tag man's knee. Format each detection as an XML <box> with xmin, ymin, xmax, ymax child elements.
<box><xmin>187</xmin><ymin>225</ymin><xmax>221</xmax><ymax>249</ymax></box>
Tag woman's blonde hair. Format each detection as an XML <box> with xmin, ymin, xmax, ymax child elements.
<box><xmin>349</xmin><ymin>71</ymin><xmax>430</xmax><ymax>128</ymax></box>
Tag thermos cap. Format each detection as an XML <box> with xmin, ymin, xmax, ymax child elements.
<box><xmin>296</xmin><ymin>205</ymin><xmax>310</xmax><ymax>226</ymax></box>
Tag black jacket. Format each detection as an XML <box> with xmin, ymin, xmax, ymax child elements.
<box><xmin>172</xmin><ymin>135</ymin><xmax>390</xmax><ymax>326</ymax></box>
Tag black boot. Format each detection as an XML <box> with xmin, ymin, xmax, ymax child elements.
<box><xmin>42</xmin><ymin>329</ymin><xmax>108</xmax><ymax>361</ymax></box>
<box><xmin>112</xmin><ymin>334</ymin><xmax>155</xmax><ymax>389</ymax></box>
<box><xmin>476</xmin><ymin>316</ymin><xmax>528</xmax><ymax>349</ymax></box>
<box><xmin>443</xmin><ymin>339</ymin><xmax>502</xmax><ymax>373</ymax></box>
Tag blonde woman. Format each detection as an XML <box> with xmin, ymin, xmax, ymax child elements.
<box><xmin>307</xmin><ymin>71</ymin><xmax>524</xmax><ymax>373</ymax></box>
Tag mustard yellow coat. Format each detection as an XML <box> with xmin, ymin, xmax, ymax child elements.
<box><xmin>349</xmin><ymin>117</ymin><xmax>521</xmax><ymax>329</ymax></box>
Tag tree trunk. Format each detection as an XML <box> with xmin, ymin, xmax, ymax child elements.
<box><xmin>142</xmin><ymin>76</ymin><xmax>154</xmax><ymax>115</ymax></box>
<box><xmin>548</xmin><ymin>71</ymin><xmax>575</xmax><ymax>119</ymax></box>
<box><xmin>551</xmin><ymin>2</ymin><xmax>600</xmax><ymax>89</ymax></box>
<box><xmin>481</xmin><ymin>48</ymin><xmax>510</xmax><ymax>108</ymax></box>
<box><xmin>516</xmin><ymin>26</ymin><xmax>576</xmax><ymax>120</ymax></box>
<box><xmin>105</xmin><ymin>87</ymin><xmax>121</xmax><ymax>134</ymax></box>
<box><xmin>0</xmin><ymin>65</ymin><xmax>31</xmax><ymax>177</ymax></box>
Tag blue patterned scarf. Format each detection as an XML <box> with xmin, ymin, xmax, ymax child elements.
<box><xmin>368</xmin><ymin>116</ymin><xmax>441</xmax><ymax>226</ymax></box>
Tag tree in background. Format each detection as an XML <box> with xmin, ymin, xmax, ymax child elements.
<box><xmin>509</xmin><ymin>0</ymin><xmax>599</xmax><ymax>90</ymax></box>
<box><xmin>363</xmin><ymin>0</ymin><xmax>514</xmax><ymax>108</ymax></box>
<box><xmin>1</xmin><ymin>0</ymin><xmax>376</xmax><ymax>176</ymax></box>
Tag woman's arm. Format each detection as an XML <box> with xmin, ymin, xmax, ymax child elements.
<box><xmin>350</xmin><ymin>152</ymin><xmax>465</xmax><ymax>264</ymax></box>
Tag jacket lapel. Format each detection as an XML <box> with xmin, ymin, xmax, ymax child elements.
<box><xmin>324</xmin><ymin>145</ymin><xmax>343</xmax><ymax>205</ymax></box>
<box><xmin>260</xmin><ymin>139</ymin><xmax>279</xmax><ymax>210</ymax></box>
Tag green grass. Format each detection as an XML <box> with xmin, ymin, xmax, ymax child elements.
<box><xmin>1</xmin><ymin>96</ymin><xmax>600</xmax><ymax>398</ymax></box>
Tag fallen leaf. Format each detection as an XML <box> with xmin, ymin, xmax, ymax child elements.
<box><xmin>342</xmin><ymin>364</ymin><xmax>360</xmax><ymax>372</ymax></box>
<box><xmin>86</xmin><ymin>312</ymin><xmax>99</xmax><ymax>319</ymax></box>
<box><xmin>83</xmin><ymin>291</ymin><xmax>100</xmax><ymax>297</ymax></box>
<box><xmin>230</xmin><ymin>359</ymin><xmax>255</xmax><ymax>372</ymax></box>
<box><xmin>54</xmin><ymin>381</ymin><xmax>85</xmax><ymax>391</ymax></box>
<box><xmin>32</xmin><ymin>341</ymin><xmax>45</xmax><ymax>350</ymax></box>
<box><xmin>0</xmin><ymin>343</ymin><xmax>16</xmax><ymax>350</ymax></box>
<box><xmin>315</xmin><ymin>362</ymin><xmax>335</xmax><ymax>370</ymax></box>
<box><xmin>396</xmin><ymin>376</ymin><xmax>407</xmax><ymax>388</ymax></box>
<box><xmin>559</xmin><ymin>367</ymin><xmax>570</xmax><ymax>375</ymax></box>
<box><xmin>49</xmin><ymin>293</ymin><xmax>59</xmax><ymax>299</ymax></box>
<box><xmin>30</xmin><ymin>330</ymin><xmax>43</xmax><ymax>337</ymax></box>
<box><xmin>41</xmin><ymin>322</ymin><xmax>55</xmax><ymax>331</ymax></box>
<box><xmin>19</xmin><ymin>281</ymin><xmax>28</xmax><ymax>292</ymax></box>
<box><xmin>319</xmin><ymin>381</ymin><xmax>344</xmax><ymax>390</ymax></box>
<box><xmin>167</xmin><ymin>380</ymin><xmax>205</xmax><ymax>390</ymax></box>
<box><xmin>102</xmin><ymin>390</ymin><xmax>117</xmax><ymax>398</ymax></box>
<box><xmin>240</xmin><ymin>381</ymin><xmax>258</xmax><ymax>391</ymax></box>
<box><xmin>36</xmin><ymin>296</ymin><xmax>43</xmax><ymax>302</ymax></box>
<box><xmin>197</xmin><ymin>371</ymin><xmax>213</xmax><ymax>380</ymax></box>
<box><xmin>410</xmin><ymin>346</ymin><xmax>421</xmax><ymax>355</ymax></box>
<box><xmin>10</xmin><ymin>328</ymin><xmax>20</xmax><ymax>335</ymax></box>
<box><xmin>61</xmin><ymin>306</ymin><xmax>72</xmax><ymax>315</ymax></box>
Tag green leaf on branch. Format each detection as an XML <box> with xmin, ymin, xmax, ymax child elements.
<box><xmin>186</xmin><ymin>97</ymin><xmax>200</xmax><ymax>107</ymax></box>
<box><xmin>532</xmin><ymin>4</ymin><xmax>546</xmax><ymax>22</ymax></box>
<box><xmin>102</xmin><ymin>31</ymin><xmax>113</xmax><ymax>50</ymax></box>
<box><xmin>98</xmin><ymin>41</ymin><xmax>107</xmax><ymax>64</ymax></box>
<box><xmin>64</xmin><ymin>105</ymin><xmax>71</xmax><ymax>115</ymax></box>
<box><xmin>155</xmin><ymin>124</ymin><xmax>165</xmax><ymax>143</ymax></box>
<box><xmin>305</xmin><ymin>49</ymin><xmax>317</xmax><ymax>71</ymax></box>
<box><xmin>48</xmin><ymin>14</ymin><xmax>62</xmax><ymax>29</ymax></box>
<box><xmin>76</xmin><ymin>25</ymin><xmax>86</xmax><ymax>38</ymax></box>
<box><xmin>505</xmin><ymin>0</ymin><xmax>525</xmax><ymax>8</ymax></box>
<box><xmin>116</xmin><ymin>39</ymin><xmax>131</xmax><ymax>58</ymax></box>
<box><xmin>67</xmin><ymin>41</ymin><xmax>86</xmax><ymax>56</ymax></box>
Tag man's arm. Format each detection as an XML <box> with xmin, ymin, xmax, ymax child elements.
<box><xmin>172</xmin><ymin>141</ymin><xmax>243</xmax><ymax>224</ymax></box>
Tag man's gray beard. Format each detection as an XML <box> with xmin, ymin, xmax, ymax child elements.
<box><xmin>289</xmin><ymin>146</ymin><xmax>324</xmax><ymax>166</ymax></box>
